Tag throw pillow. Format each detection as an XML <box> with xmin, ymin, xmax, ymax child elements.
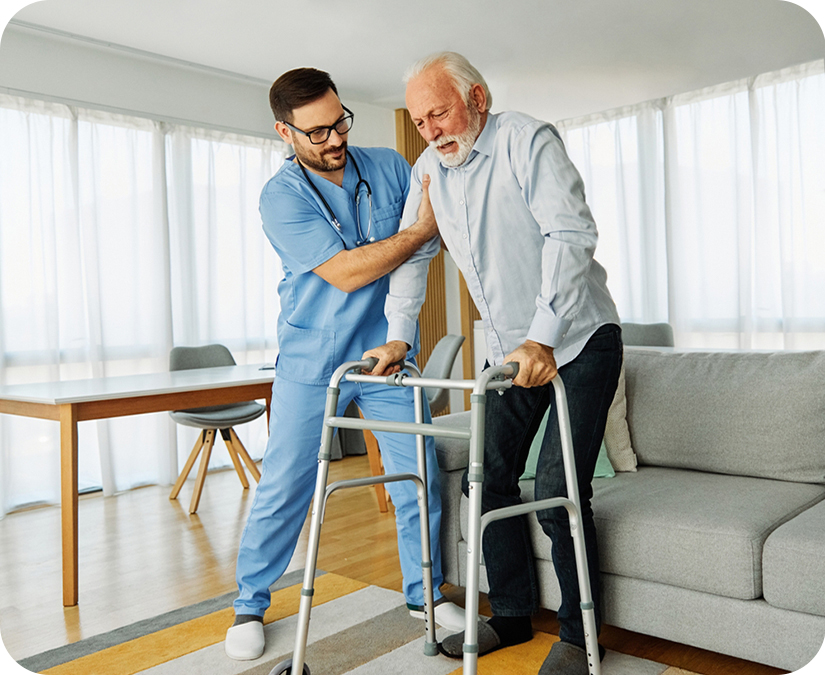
<box><xmin>520</xmin><ymin>412</ymin><xmax>616</xmax><ymax>480</ymax></box>
<box><xmin>603</xmin><ymin>362</ymin><xmax>638</xmax><ymax>472</ymax></box>
<box><xmin>518</xmin><ymin>361</ymin><xmax>638</xmax><ymax>479</ymax></box>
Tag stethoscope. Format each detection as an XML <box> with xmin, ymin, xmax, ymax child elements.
<box><xmin>296</xmin><ymin>150</ymin><xmax>374</xmax><ymax>245</ymax></box>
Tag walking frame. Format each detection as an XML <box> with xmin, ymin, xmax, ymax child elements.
<box><xmin>272</xmin><ymin>358</ymin><xmax>601</xmax><ymax>675</ymax></box>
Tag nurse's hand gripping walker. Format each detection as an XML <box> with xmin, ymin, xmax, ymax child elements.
<box><xmin>271</xmin><ymin>359</ymin><xmax>601</xmax><ymax>676</ymax></box>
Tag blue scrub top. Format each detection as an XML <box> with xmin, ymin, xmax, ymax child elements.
<box><xmin>261</xmin><ymin>146</ymin><xmax>418</xmax><ymax>385</ymax></box>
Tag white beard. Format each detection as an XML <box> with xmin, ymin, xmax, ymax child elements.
<box><xmin>431</xmin><ymin>103</ymin><xmax>482</xmax><ymax>168</ymax></box>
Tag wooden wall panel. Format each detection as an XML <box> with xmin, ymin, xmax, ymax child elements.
<box><xmin>459</xmin><ymin>273</ymin><xmax>482</xmax><ymax>409</ymax></box>
<box><xmin>395</xmin><ymin>108</ymin><xmax>428</xmax><ymax>162</ymax></box>
<box><xmin>394</xmin><ymin>108</ymin><xmax>447</xmax><ymax>379</ymax></box>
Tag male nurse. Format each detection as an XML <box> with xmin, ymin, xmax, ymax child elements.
<box><xmin>225</xmin><ymin>67</ymin><xmax>465</xmax><ymax>661</ymax></box>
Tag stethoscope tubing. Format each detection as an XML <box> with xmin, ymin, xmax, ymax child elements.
<box><xmin>297</xmin><ymin>150</ymin><xmax>373</xmax><ymax>245</ymax></box>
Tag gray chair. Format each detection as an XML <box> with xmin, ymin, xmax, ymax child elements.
<box><xmin>168</xmin><ymin>344</ymin><xmax>264</xmax><ymax>514</ymax></box>
<box><xmin>620</xmin><ymin>321</ymin><xmax>675</xmax><ymax>347</ymax></box>
<box><xmin>421</xmin><ymin>334</ymin><xmax>466</xmax><ymax>415</ymax></box>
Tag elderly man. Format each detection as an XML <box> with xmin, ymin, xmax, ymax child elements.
<box><xmin>365</xmin><ymin>52</ymin><xmax>622</xmax><ymax>674</ymax></box>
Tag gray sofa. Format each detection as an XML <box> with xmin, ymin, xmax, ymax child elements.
<box><xmin>432</xmin><ymin>347</ymin><xmax>825</xmax><ymax>671</ymax></box>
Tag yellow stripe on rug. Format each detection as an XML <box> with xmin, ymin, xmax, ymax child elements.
<box><xmin>449</xmin><ymin>631</ymin><xmax>559</xmax><ymax>675</ymax></box>
<box><xmin>43</xmin><ymin>573</ymin><xmax>368</xmax><ymax>675</ymax></box>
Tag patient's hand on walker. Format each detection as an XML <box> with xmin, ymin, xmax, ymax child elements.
<box><xmin>504</xmin><ymin>340</ymin><xmax>557</xmax><ymax>387</ymax></box>
<box><xmin>362</xmin><ymin>341</ymin><xmax>409</xmax><ymax>376</ymax></box>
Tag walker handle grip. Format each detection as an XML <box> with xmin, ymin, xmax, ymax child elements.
<box><xmin>503</xmin><ymin>361</ymin><xmax>519</xmax><ymax>378</ymax></box>
<box><xmin>361</xmin><ymin>357</ymin><xmax>406</xmax><ymax>374</ymax></box>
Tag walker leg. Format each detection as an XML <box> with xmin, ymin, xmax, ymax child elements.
<box><xmin>555</xmin><ymin>378</ymin><xmax>601</xmax><ymax>676</ymax></box>
<box><xmin>413</xmin><ymin>386</ymin><xmax>437</xmax><ymax>655</ymax></box>
<box><xmin>285</xmin><ymin>385</ymin><xmax>341</xmax><ymax>674</ymax></box>
<box><xmin>463</xmin><ymin>393</ymin><xmax>486</xmax><ymax>675</ymax></box>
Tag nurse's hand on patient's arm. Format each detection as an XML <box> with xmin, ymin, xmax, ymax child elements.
<box><xmin>504</xmin><ymin>340</ymin><xmax>557</xmax><ymax>388</ymax></box>
<box><xmin>312</xmin><ymin>175</ymin><xmax>438</xmax><ymax>293</ymax></box>
<box><xmin>362</xmin><ymin>341</ymin><xmax>409</xmax><ymax>375</ymax></box>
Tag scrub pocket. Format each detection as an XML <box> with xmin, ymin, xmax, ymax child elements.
<box><xmin>370</xmin><ymin>198</ymin><xmax>404</xmax><ymax>242</ymax></box>
<box><xmin>275</xmin><ymin>322</ymin><xmax>337</xmax><ymax>385</ymax></box>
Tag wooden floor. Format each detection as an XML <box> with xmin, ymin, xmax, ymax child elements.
<box><xmin>0</xmin><ymin>454</ymin><xmax>785</xmax><ymax>674</ymax></box>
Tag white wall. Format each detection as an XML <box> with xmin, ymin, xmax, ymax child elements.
<box><xmin>0</xmin><ymin>23</ymin><xmax>396</xmax><ymax>147</ymax></box>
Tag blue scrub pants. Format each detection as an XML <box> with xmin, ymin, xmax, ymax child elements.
<box><xmin>233</xmin><ymin>374</ymin><xmax>444</xmax><ymax>617</ymax></box>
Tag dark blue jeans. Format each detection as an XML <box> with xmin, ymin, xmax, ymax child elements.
<box><xmin>462</xmin><ymin>324</ymin><xmax>622</xmax><ymax>648</ymax></box>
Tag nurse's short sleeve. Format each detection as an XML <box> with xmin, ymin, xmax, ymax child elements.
<box><xmin>260</xmin><ymin>185</ymin><xmax>344</xmax><ymax>275</ymax></box>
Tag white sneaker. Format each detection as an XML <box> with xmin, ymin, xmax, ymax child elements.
<box><xmin>409</xmin><ymin>599</ymin><xmax>468</xmax><ymax>632</ymax></box>
<box><xmin>225</xmin><ymin>619</ymin><xmax>265</xmax><ymax>660</ymax></box>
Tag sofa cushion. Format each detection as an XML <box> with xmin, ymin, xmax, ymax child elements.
<box><xmin>461</xmin><ymin>467</ymin><xmax>825</xmax><ymax>600</ymax></box>
<box><xmin>624</xmin><ymin>349</ymin><xmax>825</xmax><ymax>484</ymax></box>
<box><xmin>590</xmin><ymin>469</ymin><xmax>825</xmax><ymax>599</ymax></box>
<box><xmin>763</xmin><ymin>498</ymin><xmax>825</xmax><ymax>615</ymax></box>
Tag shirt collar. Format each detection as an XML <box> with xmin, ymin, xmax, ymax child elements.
<box><xmin>473</xmin><ymin>112</ymin><xmax>497</xmax><ymax>158</ymax></box>
<box><xmin>437</xmin><ymin>112</ymin><xmax>497</xmax><ymax>174</ymax></box>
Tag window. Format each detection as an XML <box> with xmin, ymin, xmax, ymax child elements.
<box><xmin>0</xmin><ymin>94</ymin><xmax>286</xmax><ymax>514</ymax></box>
<box><xmin>558</xmin><ymin>60</ymin><xmax>825</xmax><ymax>349</ymax></box>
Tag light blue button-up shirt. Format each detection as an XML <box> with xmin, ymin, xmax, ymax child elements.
<box><xmin>385</xmin><ymin>111</ymin><xmax>619</xmax><ymax>369</ymax></box>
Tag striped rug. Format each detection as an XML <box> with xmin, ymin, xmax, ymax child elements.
<box><xmin>19</xmin><ymin>570</ymin><xmax>691</xmax><ymax>675</ymax></box>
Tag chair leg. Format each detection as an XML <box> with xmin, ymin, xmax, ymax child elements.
<box><xmin>220</xmin><ymin>429</ymin><xmax>249</xmax><ymax>489</ymax></box>
<box><xmin>359</xmin><ymin>410</ymin><xmax>388</xmax><ymax>513</ymax></box>
<box><xmin>170</xmin><ymin>431</ymin><xmax>206</xmax><ymax>500</ymax></box>
<box><xmin>229</xmin><ymin>428</ymin><xmax>261</xmax><ymax>483</ymax></box>
<box><xmin>189</xmin><ymin>429</ymin><xmax>216</xmax><ymax>514</ymax></box>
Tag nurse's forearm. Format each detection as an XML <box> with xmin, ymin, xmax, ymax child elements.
<box><xmin>312</xmin><ymin>218</ymin><xmax>438</xmax><ymax>293</ymax></box>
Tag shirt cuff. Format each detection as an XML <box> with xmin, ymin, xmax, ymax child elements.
<box><xmin>527</xmin><ymin>311</ymin><xmax>572</xmax><ymax>349</ymax></box>
<box><xmin>387</xmin><ymin>315</ymin><xmax>418</xmax><ymax>349</ymax></box>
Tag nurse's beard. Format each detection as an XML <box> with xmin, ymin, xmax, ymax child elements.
<box><xmin>296</xmin><ymin>141</ymin><xmax>348</xmax><ymax>173</ymax></box>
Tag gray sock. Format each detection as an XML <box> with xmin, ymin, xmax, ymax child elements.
<box><xmin>439</xmin><ymin>620</ymin><xmax>502</xmax><ymax>659</ymax></box>
<box><xmin>233</xmin><ymin>614</ymin><xmax>263</xmax><ymax>627</ymax></box>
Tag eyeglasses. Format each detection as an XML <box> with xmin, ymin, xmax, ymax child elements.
<box><xmin>283</xmin><ymin>105</ymin><xmax>354</xmax><ymax>144</ymax></box>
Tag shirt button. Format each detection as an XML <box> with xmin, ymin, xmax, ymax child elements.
<box><xmin>463</xmin><ymin>233</ymin><xmax>468</xmax><ymax>239</ymax></box>
<box><xmin>459</xmin><ymin>200</ymin><xmax>464</xmax><ymax>205</ymax></box>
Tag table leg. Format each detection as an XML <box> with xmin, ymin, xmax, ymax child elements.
<box><xmin>60</xmin><ymin>404</ymin><xmax>79</xmax><ymax>607</ymax></box>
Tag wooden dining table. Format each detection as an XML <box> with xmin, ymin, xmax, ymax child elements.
<box><xmin>0</xmin><ymin>364</ymin><xmax>275</xmax><ymax>606</ymax></box>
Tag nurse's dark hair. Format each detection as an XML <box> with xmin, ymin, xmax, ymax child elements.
<box><xmin>270</xmin><ymin>68</ymin><xmax>339</xmax><ymax>123</ymax></box>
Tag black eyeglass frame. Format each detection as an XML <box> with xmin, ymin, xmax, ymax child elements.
<box><xmin>282</xmin><ymin>105</ymin><xmax>355</xmax><ymax>145</ymax></box>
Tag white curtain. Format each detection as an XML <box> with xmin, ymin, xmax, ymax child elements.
<box><xmin>560</xmin><ymin>103</ymin><xmax>668</xmax><ymax>324</ymax></box>
<box><xmin>165</xmin><ymin>125</ymin><xmax>284</xmax><ymax>477</ymax></box>
<box><xmin>0</xmin><ymin>94</ymin><xmax>286</xmax><ymax>516</ymax></box>
<box><xmin>559</xmin><ymin>59</ymin><xmax>825</xmax><ymax>350</ymax></box>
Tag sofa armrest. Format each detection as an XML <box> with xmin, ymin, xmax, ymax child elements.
<box><xmin>432</xmin><ymin>411</ymin><xmax>471</xmax><ymax>471</ymax></box>
<box><xmin>431</xmin><ymin>410</ymin><xmax>471</xmax><ymax>586</ymax></box>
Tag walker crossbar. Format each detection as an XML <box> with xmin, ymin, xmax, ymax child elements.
<box><xmin>345</xmin><ymin>372</ymin><xmax>513</xmax><ymax>392</ymax></box>
<box><xmin>318</xmin><ymin>473</ymin><xmax>423</xmax><ymax>523</ymax></box>
<box><xmin>478</xmin><ymin>496</ymin><xmax>580</xmax><ymax>538</ymax></box>
<box><xmin>326</xmin><ymin>416</ymin><xmax>472</xmax><ymax>440</ymax></box>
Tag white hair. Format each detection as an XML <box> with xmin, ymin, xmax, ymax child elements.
<box><xmin>403</xmin><ymin>51</ymin><xmax>492</xmax><ymax>111</ymax></box>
